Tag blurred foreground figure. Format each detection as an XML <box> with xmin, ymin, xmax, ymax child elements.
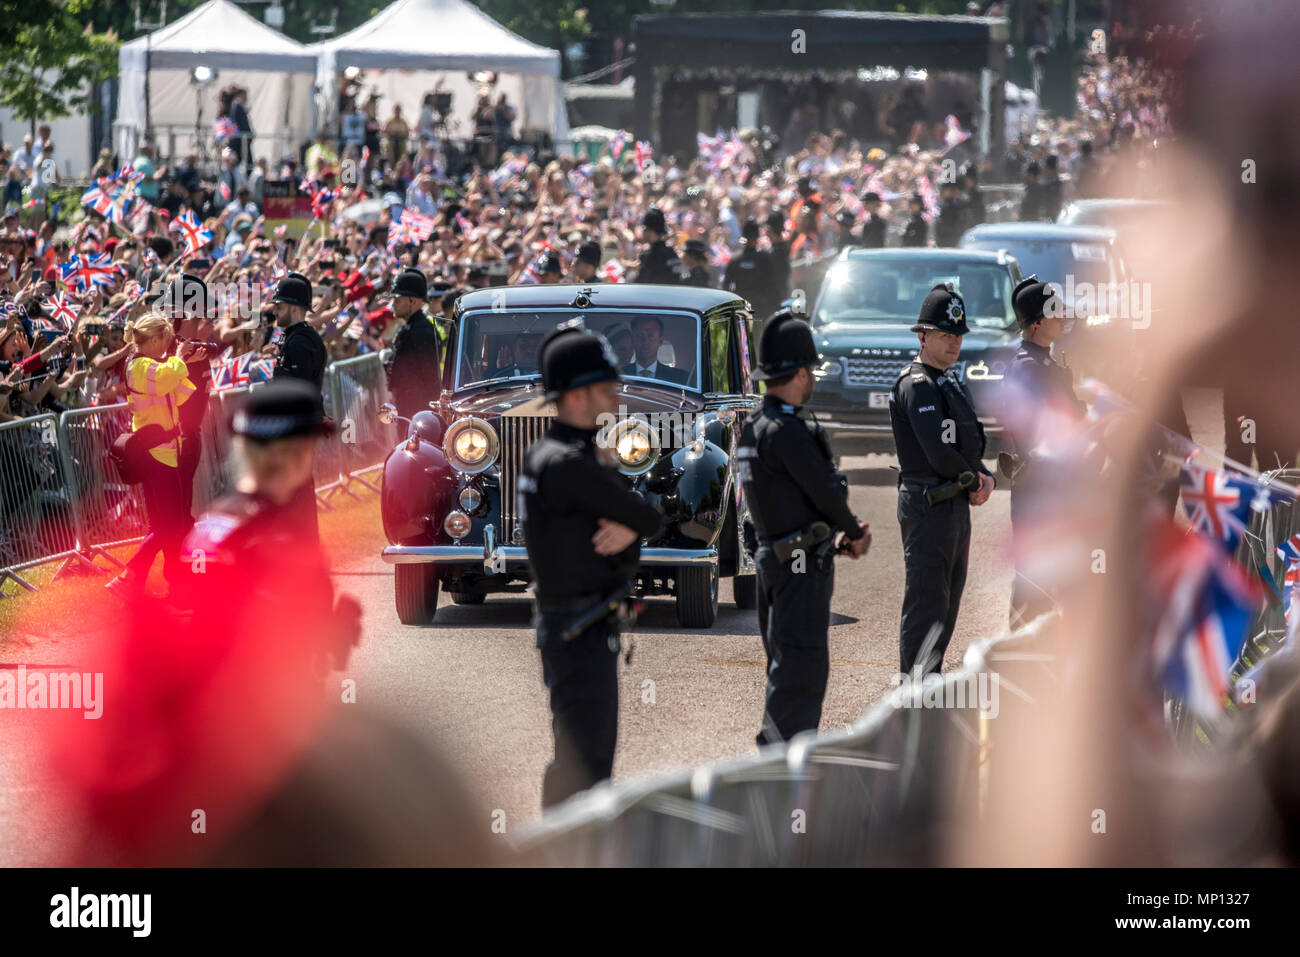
<box><xmin>53</xmin><ymin>382</ymin><xmax>495</xmax><ymax>865</ymax></box>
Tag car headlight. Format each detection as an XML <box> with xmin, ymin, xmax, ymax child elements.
<box><xmin>444</xmin><ymin>416</ymin><xmax>498</xmax><ymax>474</ymax></box>
<box><xmin>601</xmin><ymin>418</ymin><xmax>660</xmax><ymax>476</ymax></box>
<box><xmin>816</xmin><ymin>358</ymin><xmax>843</xmax><ymax>378</ymax></box>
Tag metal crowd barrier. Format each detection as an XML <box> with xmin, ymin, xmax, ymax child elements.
<box><xmin>515</xmin><ymin>614</ymin><xmax>1056</xmax><ymax>866</ymax></box>
<box><xmin>0</xmin><ymin>351</ymin><xmax>396</xmax><ymax>598</ymax></box>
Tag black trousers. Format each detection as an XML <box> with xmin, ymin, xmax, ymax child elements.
<box><xmin>124</xmin><ymin>456</ymin><xmax>187</xmax><ymax>587</ymax></box>
<box><xmin>536</xmin><ymin>611</ymin><xmax>620</xmax><ymax>809</ymax></box>
<box><xmin>177</xmin><ymin>431</ymin><xmax>202</xmax><ymax>537</ymax></box>
<box><xmin>898</xmin><ymin>487</ymin><xmax>971</xmax><ymax>675</ymax></box>
<box><xmin>1008</xmin><ymin>476</ymin><xmax>1055</xmax><ymax>630</ymax></box>
<box><xmin>287</xmin><ymin>477</ymin><xmax>320</xmax><ymax>547</ymax></box>
<box><xmin>754</xmin><ymin>544</ymin><xmax>835</xmax><ymax>748</ymax></box>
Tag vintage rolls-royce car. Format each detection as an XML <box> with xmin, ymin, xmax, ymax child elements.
<box><xmin>378</xmin><ymin>283</ymin><xmax>762</xmax><ymax>628</ymax></box>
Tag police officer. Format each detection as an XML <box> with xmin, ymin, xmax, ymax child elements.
<box><xmin>739</xmin><ymin>312</ymin><xmax>871</xmax><ymax>748</ymax></box>
<box><xmin>859</xmin><ymin>192</ymin><xmax>887</xmax><ymax>249</ymax></box>
<box><xmin>519</xmin><ymin>323</ymin><xmax>664</xmax><ymax>808</ymax></box>
<box><xmin>633</xmin><ymin>207</ymin><xmax>682</xmax><ymax>284</ymax></box>
<box><xmin>934</xmin><ymin>180</ymin><xmax>966</xmax><ymax>247</ymax></box>
<box><xmin>182</xmin><ymin>378</ymin><xmax>361</xmax><ymax>677</ymax></box>
<box><xmin>680</xmin><ymin>238</ymin><xmax>714</xmax><ymax>287</ymax></box>
<box><xmin>1002</xmin><ymin>277</ymin><xmax>1085</xmax><ymax>628</ymax></box>
<box><xmin>723</xmin><ymin>219</ymin><xmax>777</xmax><ymax>319</ymax></box>
<box><xmin>766</xmin><ymin>210</ymin><xmax>792</xmax><ymax>300</ymax></box>
<box><xmin>901</xmin><ymin>193</ymin><xmax>928</xmax><ymax>247</ymax></box>
<box><xmin>571</xmin><ymin>240</ymin><xmax>603</xmax><ymax>284</ymax></box>
<box><xmin>270</xmin><ymin>270</ymin><xmax>328</xmax><ymax>544</ymax></box>
<box><xmin>383</xmin><ymin>267</ymin><xmax>442</xmax><ymax>419</ymax></box>
<box><xmin>890</xmin><ymin>284</ymin><xmax>996</xmax><ymax>675</ymax></box>
<box><xmin>538</xmin><ymin>252</ymin><xmax>564</xmax><ymax>285</ymax></box>
<box><xmin>960</xmin><ymin>162</ymin><xmax>985</xmax><ymax>232</ymax></box>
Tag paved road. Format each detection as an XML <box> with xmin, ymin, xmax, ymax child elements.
<box><xmin>342</xmin><ymin>453</ymin><xmax>1014</xmax><ymax>833</ymax></box>
<box><xmin>0</xmin><ymin>387</ymin><xmax>1228</xmax><ymax>857</ymax></box>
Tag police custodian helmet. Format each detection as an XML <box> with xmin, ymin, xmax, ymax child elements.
<box><xmin>1011</xmin><ymin>275</ymin><xmax>1059</xmax><ymax>329</ymax></box>
<box><xmin>231</xmin><ymin>379</ymin><xmax>334</xmax><ymax>441</ymax></box>
<box><xmin>752</xmin><ymin>310</ymin><xmax>820</xmax><ymax>382</ymax></box>
<box><xmin>911</xmin><ymin>282</ymin><xmax>970</xmax><ymax>336</ymax></box>
<box><xmin>540</xmin><ymin>322</ymin><xmax>621</xmax><ymax>400</ymax></box>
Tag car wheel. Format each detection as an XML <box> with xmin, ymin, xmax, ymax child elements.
<box><xmin>676</xmin><ymin>564</ymin><xmax>719</xmax><ymax>628</ymax></box>
<box><xmin>450</xmin><ymin>590</ymin><xmax>486</xmax><ymax>605</ymax></box>
<box><xmin>395</xmin><ymin>563</ymin><xmax>439</xmax><ymax>624</ymax></box>
<box><xmin>732</xmin><ymin>573</ymin><xmax>758</xmax><ymax>610</ymax></box>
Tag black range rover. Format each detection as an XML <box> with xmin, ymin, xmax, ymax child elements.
<box><xmin>804</xmin><ymin>247</ymin><xmax>1024</xmax><ymax>458</ymax></box>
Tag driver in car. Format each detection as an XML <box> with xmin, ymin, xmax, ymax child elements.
<box><xmin>623</xmin><ymin>315</ymin><xmax>689</xmax><ymax>385</ymax></box>
<box><xmin>494</xmin><ymin>332</ymin><xmax>544</xmax><ymax>377</ymax></box>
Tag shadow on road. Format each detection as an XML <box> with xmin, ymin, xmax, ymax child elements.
<box><xmin>406</xmin><ymin>596</ymin><xmax>762</xmax><ymax>637</ymax></box>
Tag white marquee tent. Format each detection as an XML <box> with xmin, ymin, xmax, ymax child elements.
<box><xmin>312</xmin><ymin>0</ymin><xmax>570</xmax><ymax>150</ymax></box>
<box><xmin>115</xmin><ymin>0</ymin><xmax>316</xmax><ymax>165</ymax></box>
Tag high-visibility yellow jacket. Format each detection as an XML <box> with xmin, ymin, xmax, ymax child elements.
<box><xmin>127</xmin><ymin>355</ymin><xmax>196</xmax><ymax>467</ymax></box>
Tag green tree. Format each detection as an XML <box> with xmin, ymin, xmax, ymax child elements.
<box><xmin>0</xmin><ymin>0</ymin><xmax>119</xmax><ymax>138</ymax></box>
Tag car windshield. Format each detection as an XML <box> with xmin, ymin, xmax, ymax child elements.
<box><xmin>813</xmin><ymin>259</ymin><xmax>1017</xmax><ymax>329</ymax></box>
<box><xmin>455</xmin><ymin>310</ymin><xmax>702</xmax><ymax>391</ymax></box>
<box><xmin>962</xmin><ymin>238</ymin><xmax>1121</xmax><ymax>286</ymax></box>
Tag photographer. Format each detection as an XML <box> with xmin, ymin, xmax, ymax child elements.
<box><xmin>104</xmin><ymin>313</ymin><xmax>198</xmax><ymax>602</ymax></box>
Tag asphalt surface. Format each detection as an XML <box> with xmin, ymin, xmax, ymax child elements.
<box><xmin>342</xmin><ymin>452</ymin><xmax>1014</xmax><ymax>833</ymax></box>
<box><xmin>0</xmin><ymin>387</ymin><xmax>1227</xmax><ymax>857</ymax></box>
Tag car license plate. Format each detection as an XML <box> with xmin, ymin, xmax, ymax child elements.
<box><xmin>869</xmin><ymin>392</ymin><xmax>890</xmax><ymax>409</ymax></box>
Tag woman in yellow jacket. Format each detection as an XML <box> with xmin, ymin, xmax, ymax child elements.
<box><xmin>105</xmin><ymin>313</ymin><xmax>198</xmax><ymax>600</ymax></box>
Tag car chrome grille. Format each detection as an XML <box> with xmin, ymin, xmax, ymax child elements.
<box><xmin>843</xmin><ymin>357</ymin><xmax>909</xmax><ymax>388</ymax></box>
<box><xmin>499</xmin><ymin>415</ymin><xmax>553</xmax><ymax>542</ymax></box>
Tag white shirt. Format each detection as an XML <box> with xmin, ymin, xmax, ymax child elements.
<box><xmin>633</xmin><ymin>360</ymin><xmax>660</xmax><ymax>376</ymax></box>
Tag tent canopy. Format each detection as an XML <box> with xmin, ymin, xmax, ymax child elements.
<box><xmin>312</xmin><ymin>0</ymin><xmax>568</xmax><ymax>145</ymax></box>
<box><xmin>115</xmin><ymin>0</ymin><xmax>316</xmax><ymax>164</ymax></box>
<box><xmin>119</xmin><ymin>0</ymin><xmax>316</xmax><ymax>72</ymax></box>
<box><xmin>312</xmin><ymin>0</ymin><xmax>559</xmax><ymax>74</ymax></box>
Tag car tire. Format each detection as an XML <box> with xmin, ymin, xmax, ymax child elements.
<box><xmin>395</xmin><ymin>563</ymin><xmax>439</xmax><ymax>624</ymax></box>
<box><xmin>732</xmin><ymin>573</ymin><xmax>758</xmax><ymax>610</ymax></box>
<box><xmin>676</xmin><ymin>564</ymin><xmax>719</xmax><ymax>628</ymax></box>
<box><xmin>450</xmin><ymin>590</ymin><xmax>486</xmax><ymax>605</ymax></box>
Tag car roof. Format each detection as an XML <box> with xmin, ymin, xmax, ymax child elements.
<box><xmin>457</xmin><ymin>283</ymin><xmax>745</xmax><ymax>315</ymax></box>
<box><xmin>1060</xmin><ymin>198</ymin><xmax>1169</xmax><ymax>211</ymax></box>
<box><xmin>838</xmin><ymin>247</ymin><xmax>1015</xmax><ymax>265</ymax></box>
<box><xmin>959</xmin><ymin>222</ymin><xmax>1117</xmax><ymax>242</ymax></box>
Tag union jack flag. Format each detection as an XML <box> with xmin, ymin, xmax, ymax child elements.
<box><xmin>634</xmin><ymin>140</ymin><xmax>653</xmax><ymax>171</ymax></box>
<box><xmin>211</xmin><ymin>352</ymin><xmax>253</xmax><ymax>391</ymax></box>
<box><xmin>310</xmin><ymin>187</ymin><xmax>336</xmax><ymax>219</ymax></box>
<box><xmin>1278</xmin><ymin>533</ymin><xmax>1300</xmax><ymax>565</ymax></box>
<box><xmin>386</xmin><ymin>208</ymin><xmax>436</xmax><ymax>250</ymax></box>
<box><xmin>171</xmin><ymin>209</ymin><xmax>214</xmax><ymax>257</ymax></box>
<box><xmin>80</xmin><ymin>182</ymin><xmax>115</xmax><ymax>216</ymax></box>
<box><xmin>599</xmin><ymin>259</ymin><xmax>625</xmax><ymax>283</ymax></box>
<box><xmin>1180</xmin><ymin>466</ymin><xmax>1288</xmax><ymax>553</ymax></box>
<box><xmin>58</xmin><ymin>253</ymin><xmax>118</xmax><ymax>293</ymax></box>
<box><xmin>1149</xmin><ymin>521</ymin><xmax>1258</xmax><ymax>718</ymax></box>
<box><xmin>273</xmin><ymin>224</ymin><xmax>287</xmax><ymax>238</ymax></box>
<box><xmin>43</xmin><ymin>293</ymin><xmax>79</xmax><ymax>331</ymax></box>
<box><xmin>213</xmin><ymin>116</ymin><xmax>239</xmax><ymax>142</ymax></box>
<box><xmin>218</xmin><ymin>180</ymin><xmax>232</xmax><ymax>202</ymax></box>
<box><xmin>252</xmin><ymin>358</ymin><xmax>275</xmax><ymax>382</ymax></box>
<box><xmin>608</xmin><ymin>130</ymin><xmax>627</xmax><ymax>160</ymax></box>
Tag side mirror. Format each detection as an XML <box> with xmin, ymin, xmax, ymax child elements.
<box><xmin>378</xmin><ymin>402</ymin><xmax>399</xmax><ymax>425</ymax></box>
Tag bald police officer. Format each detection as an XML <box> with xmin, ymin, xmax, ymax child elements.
<box><xmin>890</xmin><ymin>284</ymin><xmax>996</xmax><ymax>675</ymax></box>
<box><xmin>739</xmin><ymin>312</ymin><xmax>871</xmax><ymax>748</ymax></box>
<box><xmin>1003</xmin><ymin>276</ymin><xmax>1086</xmax><ymax>628</ymax></box>
<box><xmin>519</xmin><ymin>323</ymin><xmax>664</xmax><ymax>808</ymax></box>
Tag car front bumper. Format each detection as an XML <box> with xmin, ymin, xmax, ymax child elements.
<box><xmin>382</xmin><ymin>523</ymin><xmax>718</xmax><ymax>576</ymax></box>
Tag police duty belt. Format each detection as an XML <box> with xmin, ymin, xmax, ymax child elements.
<box><xmin>923</xmin><ymin>470</ymin><xmax>978</xmax><ymax>506</ymax></box>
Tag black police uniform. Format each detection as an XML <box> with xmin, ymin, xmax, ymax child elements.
<box><xmin>859</xmin><ymin>214</ymin><xmax>887</xmax><ymax>249</ymax></box>
<box><xmin>270</xmin><ymin>271</ymin><xmax>328</xmax><ymax>544</ymax></box>
<box><xmin>934</xmin><ymin>196</ymin><xmax>966</xmax><ymax>247</ymax></box>
<box><xmin>182</xmin><ymin>380</ymin><xmax>360</xmax><ymax>675</ymax></box>
<box><xmin>520</xmin><ymin>326</ymin><xmax>663</xmax><ymax>808</ymax></box>
<box><xmin>889</xmin><ymin>285</ymin><xmax>993</xmax><ymax>675</ymax></box>
<box><xmin>723</xmin><ymin>244</ymin><xmax>777</xmax><ymax>319</ymax></box>
<box><xmin>384</xmin><ymin>268</ymin><xmax>443</xmax><ymax>419</ymax></box>
<box><xmin>682</xmin><ymin>265</ymin><xmax>714</xmax><ymax>287</ymax></box>
<box><xmin>738</xmin><ymin>314</ymin><xmax>866</xmax><ymax>747</ymax></box>
<box><xmin>1003</xmin><ymin>278</ymin><xmax>1086</xmax><ymax>627</ymax></box>
<box><xmin>902</xmin><ymin>208</ymin><xmax>928</xmax><ymax>247</ymax></box>
<box><xmin>635</xmin><ymin>239</ymin><xmax>682</xmax><ymax>285</ymax></box>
